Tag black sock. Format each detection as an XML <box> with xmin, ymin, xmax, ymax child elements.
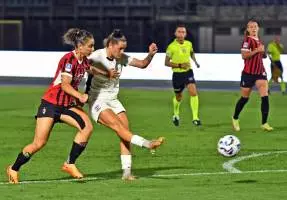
<box><xmin>67</xmin><ymin>142</ymin><xmax>87</xmax><ymax>164</ymax></box>
<box><xmin>11</xmin><ymin>152</ymin><xmax>32</xmax><ymax>171</ymax></box>
<box><xmin>261</xmin><ymin>96</ymin><xmax>269</xmax><ymax>124</ymax></box>
<box><xmin>233</xmin><ymin>97</ymin><xmax>249</xmax><ymax>119</ymax></box>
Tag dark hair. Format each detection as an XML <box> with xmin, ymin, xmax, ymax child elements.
<box><xmin>103</xmin><ymin>29</ymin><xmax>127</xmax><ymax>47</ymax></box>
<box><xmin>63</xmin><ymin>28</ymin><xmax>93</xmax><ymax>47</ymax></box>
<box><xmin>176</xmin><ymin>24</ymin><xmax>186</xmax><ymax>29</ymax></box>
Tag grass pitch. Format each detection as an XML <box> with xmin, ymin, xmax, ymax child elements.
<box><xmin>0</xmin><ymin>86</ymin><xmax>286</xmax><ymax>200</ymax></box>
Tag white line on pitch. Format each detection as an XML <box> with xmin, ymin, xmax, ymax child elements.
<box><xmin>223</xmin><ymin>151</ymin><xmax>287</xmax><ymax>173</ymax></box>
<box><xmin>1</xmin><ymin>169</ymin><xmax>287</xmax><ymax>185</ymax></box>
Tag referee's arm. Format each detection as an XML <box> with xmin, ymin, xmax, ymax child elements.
<box><xmin>165</xmin><ymin>56</ymin><xmax>180</xmax><ymax>68</ymax></box>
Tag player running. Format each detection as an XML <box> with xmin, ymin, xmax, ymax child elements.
<box><xmin>267</xmin><ymin>35</ymin><xmax>286</xmax><ymax>94</ymax></box>
<box><xmin>7</xmin><ymin>28</ymin><xmax>98</xmax><ymax>184</ymax></box>
<box><xmin>232</xmin><ymin>19</ymin><xmax>273</xmax><ymax>132</ymax></box>
<box><xmin>86</xmin><ymin>29</ymin><xmax>164</xmax><ymax>181</ymax></box>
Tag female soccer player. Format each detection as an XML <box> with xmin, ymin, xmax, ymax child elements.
<box><xmin>232</xmin><ymin>19</ymin><xmax>273</xmax><ymax>132</ymax></box>
<box><xmin>7</xmin><ymin>28</ymin><xmax>96</xmax><ymax>184</ymax></box>
<box><xmin>87</xmin><ymin>29</ymin><xmax>164</xmax><ymax>180</ymax></box>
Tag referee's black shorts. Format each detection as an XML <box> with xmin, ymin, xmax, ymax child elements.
<box><xmin>172</xmin><ymin>69</ymin><xmax>196</xmax><ymax>93</ymax></box>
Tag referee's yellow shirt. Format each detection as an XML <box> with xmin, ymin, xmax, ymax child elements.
<box><xmin>267</xmin><ymin>41</ymin><xmax>283</xmax><ymax>61</ymax></box>
<box><xmin>166</xmin><ymin>39</ymin><xmax>193</xmax><ymax>73</ymax></box>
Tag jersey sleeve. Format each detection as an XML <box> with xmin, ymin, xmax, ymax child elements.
<box><xmin>241</xmin><ymin>37</ymin><xmax>251</xmax><ymax>52</ymax></box>
<box><xmin>121</xmin><ymin>53</ymin><xmax>133</xmax><ymax>66</ymax></box>
<box><xmin>60</xmin><ymin>56</ymin><xmax>75</xmax><ymax>78</ymax></box>
<box><xmin>88</xmin><ymin>50</ymin><xmax>101</xmax><ymax>63</ymax></box>
<box><xmin>166</xmin><ymin>44</ymin><xmax>173</xmax><ymax>58</ymax></box>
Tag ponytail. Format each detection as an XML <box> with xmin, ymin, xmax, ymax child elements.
<box><xmin>104</xmin><ymin>29</ymin><xmax>126</xmax><ymax>47</ymax></box>
<box><xmin>63</xmin><ymin>28</ymin><xmax>93</xmax><ymax>47</ymax></box>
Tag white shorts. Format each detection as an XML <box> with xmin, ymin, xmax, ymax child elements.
<box><xmin>90</xmin><ymin>98</ymin><xmax>126</xmax><ymax>122</ymax></box>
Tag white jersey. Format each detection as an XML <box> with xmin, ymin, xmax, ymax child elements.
<box><xmin>88</xmin><ymin>48</ymin><xmax>133</xmax><ymax>100</ymax></box>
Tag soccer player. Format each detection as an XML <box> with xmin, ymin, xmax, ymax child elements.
<box><xmin>267</xmin><ymin>35</ymin><xmax>286</xmax><ymax>94</ymax></box>
<box><xmin>232</xmin><ymin>19</ymin><xmax>273</xmax><ymax>132</ymax></box>
<box><xmin>164</xmin><ymin>24</ymin><xmax>201</xmax><ymax>127</ymax></box>
<box><xmin>86</xmin><ymin>29</ymin><xmax>164</xmax><ymax>181</ymax></box>
<box><xmin>7</xmin><ymin>28</ymin><xmax>97</xmax><ymax>184</ymax></box>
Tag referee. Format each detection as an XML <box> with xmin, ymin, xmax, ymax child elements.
<box><xmin>165</xmin><ymin>24</ymin><xmax>201</xmax><ymax>126</ymax></box>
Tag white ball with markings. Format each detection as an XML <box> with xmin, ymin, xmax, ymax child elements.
<box><xmin>217</xmin><ymin>135</ymin><xmax>241</xmax><ymax>157</ymax></box>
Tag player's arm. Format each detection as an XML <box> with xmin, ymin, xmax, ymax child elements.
<box><xmin>191</xmin><ymin>51</ymin><xmax>200</xmax><ymax>68</ymax></box>
<box><xmin>165</xmin><ymin>56</ymin><xmax>190</xmax><ymax>69</ymax></box>
<box><xmin>61</xmin><ymin>74</ymin><xmax>88</xmax><ymax>103</ymax></box>
<box><xmin>129</xmin><ymin>43</ymin><xmax>158</xmax><ymax>69</ymax></box>
<box><xmin>87</xmin><ymin>65</ymin><xmax>109</xmax><ymax>76</ymax></box>
<box><xmin>88</xmin><ymin>51</ymin><xmax>119</xmax><ymax>78</ymax></box>
<box><xmin>241</xmin><ymin>38</ymin><xmax>265</xmax><ymax>59</ymax></box>
<box><xmin>241</xmin><ymin>48</ymin><xmax>260</xmax><ymax>59</ymax></box>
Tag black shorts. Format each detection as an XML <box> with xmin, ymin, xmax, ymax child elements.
<box><xmin>271</xmin><ymin>60</ymin><xmax>283</xmax><ymax>74</ymax></box>
<box><xmin>172</xmin><ymin>69</ymin><xmax>196</xmax><ymax>93</ymax></box>
<box><xmin>36</xmin><ymin>100</ymin><xmax>74</xmax><ymax>123</ymax></box>
<box><xmin>240</xmin><ymin>72</ymin><xmax>267</xmax><ymax>88</ymax></box>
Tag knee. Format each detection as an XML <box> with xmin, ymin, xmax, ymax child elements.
<box><xmin>176</xmin><ymin>94</ymin><xmax>182</xmax><ymax>101</ymax></box>
<box><xmin>82</xmin><ymin>122</ymin><xmax>93</xmax><ymax>135</ymax></box>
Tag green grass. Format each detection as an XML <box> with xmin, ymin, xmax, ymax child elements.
<box><xmin>0</xmin><ymin>86</ymin><xmax>287</xmax><ymax>200</ymax></box>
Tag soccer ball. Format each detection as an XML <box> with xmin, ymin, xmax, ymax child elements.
<box><xmin>217</xmin><ymin>135</ymin><xmax>241</xmax><ymax>157</ymax></box>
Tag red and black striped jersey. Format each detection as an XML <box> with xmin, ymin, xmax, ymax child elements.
<box><xmin>42</xmin><ymin>51</ymin><xmax>90</xmax><ymax>107</ymax></box>
<box><xmin>241</xmin><ymin>36</ymin><xmax>266</xmax><ymax>75</ymax></box>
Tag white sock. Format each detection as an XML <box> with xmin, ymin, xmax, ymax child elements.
<box><xmin>131</xmin><ymin>135</ymin><xmax>150</xmax><ymax>148</ymax></box>
<box><xmin>121</xmin><ymin>155</ymin><xmax>132</xmax><ymax>176</ymax></box>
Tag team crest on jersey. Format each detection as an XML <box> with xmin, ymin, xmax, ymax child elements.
<box><xmin>243</xmin><ymin>42</ymin><xmax>249</xmax><ymax>48</ymax></box>
<box><xmin>65</xmin><ymin>63</ymin><xmax>72</xmax><ymax>72</ymax></box>
<box><xmin>181</xmin><ymin>47</ymin><xmax>187</xmax><ymax>53</ymax></box>
<box><xmin>42</xmin><ymin>107</ymin><xmax>47</xmax><ymax>115</ymax></box>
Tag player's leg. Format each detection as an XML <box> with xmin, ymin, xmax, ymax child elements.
<box><xmin>117</xmin><ymin>112</ymin><xmax>135</xmax><ymax>180</ymax></box>
<box><xmin>96</xmin><ymin>109</ymin><xmax>163</xmax><ymax>150</ymax></box>
<box><xmin>7</xmin><ymin>117</ymin><xmax>54</xmax><ymax>184</ymax></box>
<box><xmin>60</xmin><ymin>107</ymin><xmax>93</xmax><ymax>178</ymax></box>
<box><xmin>268</xmin><ymin>63</ymin><xmax>274</xmax><ymax>94</ymax></box>
<box><xmin>255</xmin><ymin>79</ymin><xmax>273</xmax><ymax>131</ymax></box>
<box><xmin>186</xmin><ymin>83</ymin><xmax>201</xmax><ymax>126</ymax></box>
<box><xmin>232</xmin><ymin>73</ymin><xmax>253</xmax><ymax>131</ymax></box>
<box><xmin>276</xmin><ymin>61</ymin><xmax>286</xmax><ymax>94</ymax></box>
<box><xmin>172</xmin><ymin>72</ymin><xmax>184</xmax><ymax>126</ymax></box>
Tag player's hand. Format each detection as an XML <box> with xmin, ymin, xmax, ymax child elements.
<box><xmin>79</xmin><ymin>93</ymin><xmax>88</xmax><ymax>104</ymax></box>
<box><xmin>195</xmin><ymin>62</ymin><xmax>200</xmax><ymax>68</ymax></box>
<box><xmin>148</xmin><ymin>43</ymin><xmax>158</xmax><ymax>56</ymax></box>
<box><xmin>108</xmin><ymin>68</ymin><xmax>120</xmax><ymax>79</ymax></box>
<box><xmin>257</xmin><ymin>45</ymin><xmax>265</xmax><ymax>53</ymax></box>
<box><xmin>180</xmin><ymin>62</ymin><xmax>191</xmax><ymax>69</ymax></box>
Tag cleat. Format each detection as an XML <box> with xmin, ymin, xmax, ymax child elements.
<box><xmin>192</xmin><ymin>119</ymin><xmax>202</xmax><ymax>126</ymax></box>
<box><xmin>122</xmin><ymin>174</ymin><xmax>136</xmax><ymax>181</ymax></box>
<box><xmin>232</xmin><ymin>117</ymin><xmax>240</xmax><ymax>131</ymax></box>
<box><xmin>7</xmin><ymin>165</ymin><xmax>19</xmax><ymax>184</ymax></box>
<box><xmin>261</xmin><ymin>123</ymin><xmax>274</xmax><ymax>131</ymax></box>
<box><xmin>172</xmin><ymin>116</ymin><xmax>179</xmax><ymax>126</ymax></box>
<box><xmin>61</xmin><ymin>162</ymin><xmax>83</xmax><ymax>179</ymax></box>
<box><xmin>150</xmin><ymin>137</ymin><xmax>165</xmax><ymax>150</ymax></box>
